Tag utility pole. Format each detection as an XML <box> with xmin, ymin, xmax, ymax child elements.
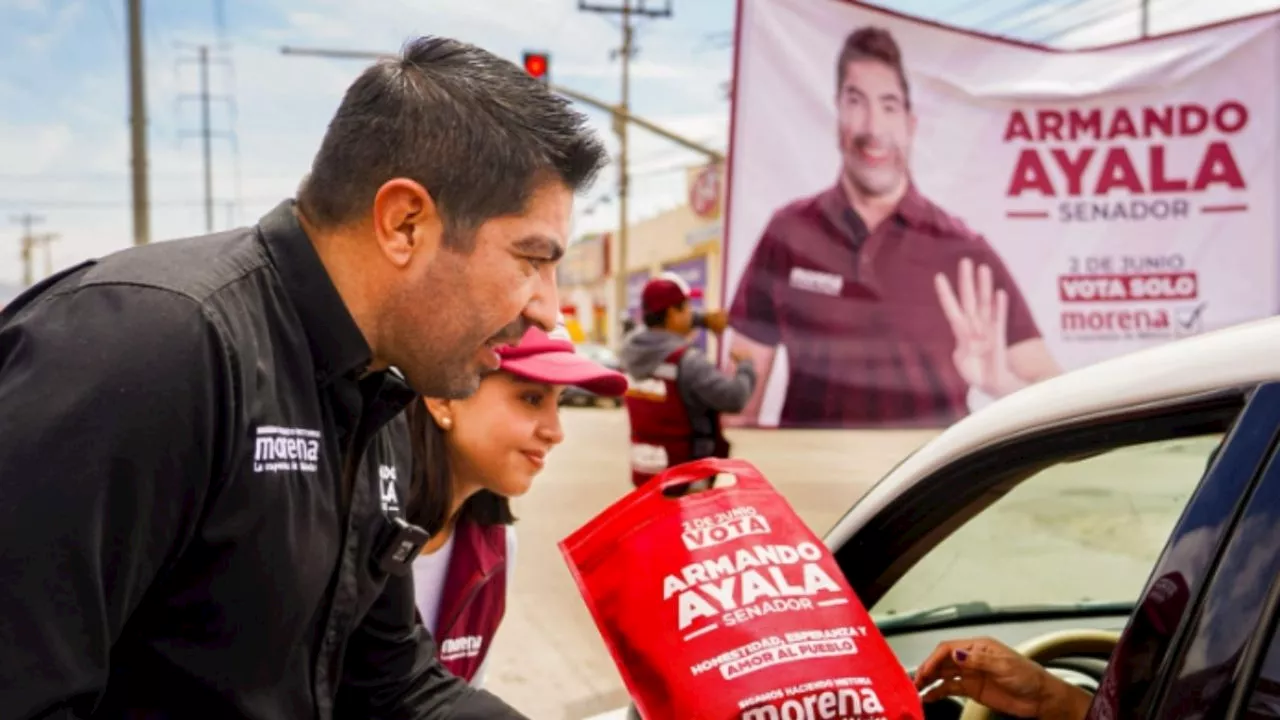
<box><xmin>12</xmin><ymin>214</ymin><xmax>57</xmax><ymax>287</ymax></box>
<box><xmin>577</xmin><ymin>0</ymin><xmax>673</xmax><ymax>341</ymax></box>
<box><xmin>127</xmin><ymin>0</ymin><xmax>150</xmax><ymax>245</ymax></box>
<box><xmin>178</xmin><ymin>44</ymin><xmax>235</xmax><ymax>233</ymax></box>
<box><xmin>12</xmin><ymin>213</ymin><xmax>41</xmax><ymax>287</ymax></box>
<box><xmin>1140</xmin><ymin>0</ymin><xmax>1150</xmax><ymax>37</ymax></box>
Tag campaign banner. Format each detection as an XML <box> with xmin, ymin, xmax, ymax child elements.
<box><xmin>663</xmin><ymin>255</ymin><xmax>710</xmax><ymax>350</ymax></box>
<box><xmin>724</xmin><ymin>0</ymin><xmax>1280</xmax><ymax>428</ymax></box>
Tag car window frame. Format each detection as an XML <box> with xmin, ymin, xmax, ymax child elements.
<box><xmin>1066</xmin><ymin>380</ymin><xmax>1280</xmax><ymax>719</ymax></box>
<box><xmin>835</xmin><ymin>387</ymin><xmax>1249</xmax><ymax>618</ymax></box>
<box><xmin>1139</xmin><ymin>382</ymin><xmax>1280</xmax><ymax>719</ymax></box>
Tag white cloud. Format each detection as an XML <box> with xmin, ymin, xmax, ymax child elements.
<box><xmin>22</xmin><ymin>0</ymin><xmax>84</xmax><ymax>52</ymax></box>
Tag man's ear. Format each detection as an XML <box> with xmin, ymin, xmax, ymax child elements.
<box><xmin>371</xmin><ymin>179</ymin><xmax>444</xmax><ymax>269</ymax></box>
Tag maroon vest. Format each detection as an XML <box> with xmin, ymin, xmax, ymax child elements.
<box><xmin>623</xmin><ymin>346</ymin><xmax>729</xmax><ymax>487</ymax></box>
<box><xmin>433</xmin><ymin>520</ymin><xmax>508</xmax><ymax>683</ymax></box>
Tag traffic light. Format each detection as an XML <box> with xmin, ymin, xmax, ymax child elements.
<box><xmin>523</xmin><ymin>51</ymin><xmax>550</xmax><ymax>83</ymax></box>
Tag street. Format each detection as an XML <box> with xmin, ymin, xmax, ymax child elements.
<box><xmin>481</xmin><ymin>406</ymin><xmax>936</xmax><ymax>719</ymax></box>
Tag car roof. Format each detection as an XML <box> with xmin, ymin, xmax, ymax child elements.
<box><xmin>825</xmin><ymin>315</ymin><xmax>1280</xmax><ymax>549</ymax></box>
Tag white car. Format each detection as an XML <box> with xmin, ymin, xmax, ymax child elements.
<box><xmin>588</xmin><ymin>315</ymin><xmax>1280</xmax><ymax>719</ymax></box>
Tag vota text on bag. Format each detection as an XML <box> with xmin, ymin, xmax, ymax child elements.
<box><xmin>1001</xmin><ymin>101</ymin><xmax>1249</xmax><ymax>221</ymax></box>
<box><xmin>682</xmin><ymin>506</ymin><xmax>772</xmax><ymax>550</ymax></box>
<box><xmin>663</xmin><ymin>542</ymin><xmax>844</xmax><ymax>632</ymax></box>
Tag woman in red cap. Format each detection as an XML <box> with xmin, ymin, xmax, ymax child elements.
<box><xmin>404</xmin><ymin>324</ymin><xmax>628</xmax><ymax>688</ymax></box>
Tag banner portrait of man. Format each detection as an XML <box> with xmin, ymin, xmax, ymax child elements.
<box><xmin>727</xmin><ymin>24</ymin><xmax>1059</xmax><ymax>428</ymax></box>
<box><xmin>722</xmin><ymin>0</ymin><xmax>1277</xmax><ymax>429</ymax></box>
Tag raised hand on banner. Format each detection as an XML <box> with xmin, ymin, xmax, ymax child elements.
<box><xmin>934</xmin><ymin>258</ymin><xmax>1024</xmax><ymax>398</ymax></box>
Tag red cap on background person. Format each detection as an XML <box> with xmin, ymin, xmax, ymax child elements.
<box><xmin>641</xmin><ymin>272</ymin><xmax>703</xmax><ymax>315</ymax></box>
<box><xmin>495</xmin><ymin>325</ymin><xmax>628</xmax><ymax>396</ymax></box>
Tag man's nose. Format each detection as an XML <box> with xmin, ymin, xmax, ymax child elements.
<box><xmin>865</xmin><ymin>106</ymin><xmax>892</xmax><ymax>139</ymax></box>
<box><xmin>523</xmin><ymin>264</ymin><xmax>561</xmax><ymax>332</ymax></box>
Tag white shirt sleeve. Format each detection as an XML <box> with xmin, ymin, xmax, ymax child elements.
<box><xmin>469</xmin><ymin>525</ymin><xmax>518</xmax><ymax>689</ymax></box>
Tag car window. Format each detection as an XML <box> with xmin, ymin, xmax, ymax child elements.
<box><xmin>869</xmin><ymin>433</ymin><xmax>1223</xmax><ymax>626</ymax></box>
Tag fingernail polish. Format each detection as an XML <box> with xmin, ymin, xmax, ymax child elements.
<box><xmin>955</xmin><ymin>650</ymin><xmax>968</xmax><ymax>662</ymax></box>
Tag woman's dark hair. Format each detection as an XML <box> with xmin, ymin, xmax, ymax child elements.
<box><xmin>404</xmin><ymin>399</ymin><xmax>515</xmax><ymax>535</ymax></box>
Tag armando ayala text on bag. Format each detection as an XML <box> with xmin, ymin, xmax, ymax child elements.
<box><xmin>669</xmin><ymin>505</ymin><xmax>889</xmax><ymax>719</ymax></box>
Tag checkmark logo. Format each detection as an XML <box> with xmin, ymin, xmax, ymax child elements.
<box><xmin>1175</xmin><ymin>302</ymin><xmax>1207</xmax><ymax>335</ymax></box>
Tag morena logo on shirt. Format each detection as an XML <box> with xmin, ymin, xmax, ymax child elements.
<box><xmin>439</xmin><ymin>635</ymin><xmax>484</xmax><ymax>661</ymax></box>
<box><xmin>252</xmin><ymin>425</ymin><xmax>321</xmax><ymax>474</ymax></box>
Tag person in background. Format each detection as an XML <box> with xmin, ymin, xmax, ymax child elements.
<box><xmin>619</xmin><ymin>272</ymin><xmax>757</xmax><ymax>488</ymax></box>
<box><xmin>405</xmin><ymin>324</ymin><xmax>627</xmax><ymax>687</ymax></box>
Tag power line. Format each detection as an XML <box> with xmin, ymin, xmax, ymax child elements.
<box><xmin>955</xmin><ymin>0</ymin><xmax>1039</xmax><ymax>24</ymax></box>
<box><xmin>987</xmin><ymin>0</ymin><xmax>1108</xmax><ymax>39</ymax></box>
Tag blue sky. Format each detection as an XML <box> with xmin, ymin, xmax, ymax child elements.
<box><xmin>2</xmin><ymin>0</ymin><xmax>1277</xmax><ymax>289</ymax></box>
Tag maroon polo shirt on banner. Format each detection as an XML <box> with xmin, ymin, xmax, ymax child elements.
<box><xmin>729</xmin><ymin>182</ymin><xmax>1040</xmax><ymax>428</ymax></box>
<box><xmin>433</xmin><ymin>520</ymin><xmax>508</xmax><ymax>683</ymax></box>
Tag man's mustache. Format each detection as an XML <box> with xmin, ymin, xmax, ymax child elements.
<box><xmin>853</xmin><ymin>134</ymin><xmax>892</xmax><ymax>151</ymax></box>
<box><xmin>488</xmin><ymin>319</ymin><xmax>531</xmax><ymax>347</ymax></box>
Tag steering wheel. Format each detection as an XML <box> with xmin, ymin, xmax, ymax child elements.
<box><xmin>957</xmin><ymin>629</ymin><xmax>1120</xmax><ymax>720</ymax></box>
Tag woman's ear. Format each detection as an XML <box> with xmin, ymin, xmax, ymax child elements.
<box><xmin>423</xmin><ymin>397</ymin><xmax>454</xmax><ymax>430</ymax></box>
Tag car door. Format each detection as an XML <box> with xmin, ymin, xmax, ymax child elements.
<box><xmin>1097</xmin><ymin>381</ymin><xmax>1280</xmax><ymax>719</ymax></box>
<box><xmin>828</xmin><ymin>382</ymin><xmax>1280</xmax><ymax>686</ymax></box>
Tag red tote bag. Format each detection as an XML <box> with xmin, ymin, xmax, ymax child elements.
<box><xmin>560</xmin><ymin>457</ymin><xmax>924</xmax><ymax>720</ymax></box>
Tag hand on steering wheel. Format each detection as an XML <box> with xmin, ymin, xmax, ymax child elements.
<box><xmin>914</xmin><ymin>637</ymin><xmax>1092</xmax><ymax>720</ymax></box>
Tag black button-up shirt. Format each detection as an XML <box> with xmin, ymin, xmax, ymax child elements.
<box><xmin>0</xmin><ymin>201</ymin><xmax>526</xmax><ymax>719</ymax></box>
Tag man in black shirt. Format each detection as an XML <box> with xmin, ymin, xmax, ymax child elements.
<box><xmin>0</xmin><ymin>36</ymin><xmax>606</xmax><ymax>719</ymax></box>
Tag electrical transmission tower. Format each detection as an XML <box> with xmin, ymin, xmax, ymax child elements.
<box><xmin>175</xmin><ymin>41</ymin><xmax>237</xmax><ymax>233</ymax></box>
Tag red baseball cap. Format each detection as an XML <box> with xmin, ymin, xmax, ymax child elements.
<box><xmin>495</xmin><ymin>326</ymin><xmax>628</xmax><ymax>397</ymax></box>
<box><xmin>641</xmin><ymin>271</ymin><xmax>703</xmax><ymax>314</ymax></box>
